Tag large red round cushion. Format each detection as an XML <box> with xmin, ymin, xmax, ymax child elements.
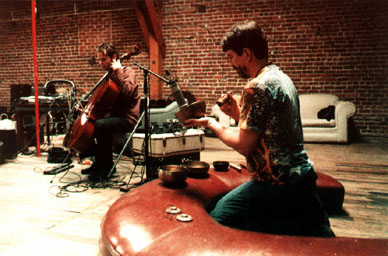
<box><xmin>99</xmin><ymin>169</ymin><xmax>387</xmax><ymax>256</ymax></box>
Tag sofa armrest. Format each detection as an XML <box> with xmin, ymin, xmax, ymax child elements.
<box><xmin>335</xmin><ymin>101</ymin><xmax>356</xmax><ymax>119</ymax></box>
<box><xmin>334</xmin><ymin>101</ymin><xmax>356</xmax><ymax>142</ymax></box>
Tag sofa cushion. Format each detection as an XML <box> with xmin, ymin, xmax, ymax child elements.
<box><xmin>302</xmin><ymin>118</ymin><xmax>336</xmax><ymax>127</ymax></box>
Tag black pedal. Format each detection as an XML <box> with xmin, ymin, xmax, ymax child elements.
<box><xmin>47</xmin><ymin>147</ymin><xmax>72</xmax><ymax>164</ymax></box>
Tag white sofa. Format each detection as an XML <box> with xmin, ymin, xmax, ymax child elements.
<box><xmin>299</xmin><ymin>94</ymin><xmax>356</xmax><ymax>143</ymax></box>
<box><xmin>211</xmin><ymin>93</ymin><xmax>356</xmax><ymax>143</ymax></box>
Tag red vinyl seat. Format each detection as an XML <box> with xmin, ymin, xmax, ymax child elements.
<box><xmin>99</xmin><ymin>168</ymin><xmax>387</xmax><ymax>256</ymax></box>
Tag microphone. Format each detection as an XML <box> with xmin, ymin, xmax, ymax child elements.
<box><xmin>168</xmin><ymin>80</ymin><xmax>188</xmax><ymax>108</ymax></box>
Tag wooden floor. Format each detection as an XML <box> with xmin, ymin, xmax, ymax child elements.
<box><xmin>0</xmin><ymin>135</ymin><xmax>387</xmax><ymax>255</ymax></box>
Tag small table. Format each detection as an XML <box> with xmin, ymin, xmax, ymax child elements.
<box><xmin>15</xmin><ymin>101</ymin><xmax>69</xmax><ymax>151</ymax></box>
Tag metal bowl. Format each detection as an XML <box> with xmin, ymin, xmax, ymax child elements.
<box><xmin>213</xmin><ymin>161</ymin><xmax>229</xmax><ymax>172</ymax></box>
<box><xmin>158</xmin><ymin>165</ymin><xmax>187</xmax><ymax>184</ymax></box>
<box><xmin>175</xmin><ymin>100</ymin><xmax>206</xmax><ymax>123</ymax></box>
<box><xmin>185</xmin><ymin>161</ymin><xmax>210</xmax><ymax>177</ymax></box>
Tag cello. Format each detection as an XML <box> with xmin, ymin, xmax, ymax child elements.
<box><xmin>63</xmin><ymin>45</ymin><xmax>141</xmax><ymax>153</ymax></box>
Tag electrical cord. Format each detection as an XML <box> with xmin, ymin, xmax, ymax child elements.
<box><xmin>48</xmin><ymin>166</ymin><xmax>129</xmax><ymax>197</ymax></box>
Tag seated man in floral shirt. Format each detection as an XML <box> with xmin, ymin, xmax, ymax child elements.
<box><xmin>184</xmin><ymin>20</ymin><xmax>334</xmax><ymax>237</ymax></box>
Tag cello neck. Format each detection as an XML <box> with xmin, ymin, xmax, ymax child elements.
<box><xmin>82</xmin><ymin>71</ymin><xmax>110</xmax><ymax>101</ymax></box>
<box><xmin>119</xmin><ymin>44</ymin><xmax>141</xmax><ymax>61</ymax></box>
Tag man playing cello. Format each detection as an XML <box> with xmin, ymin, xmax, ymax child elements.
<box><xmin>81</xmin><ymin>43</ymin><xmax>140</xmax><ymax>181</ymax></box>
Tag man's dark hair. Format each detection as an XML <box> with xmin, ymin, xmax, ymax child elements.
<box><xmin>97</xmin><ymin>43</ymin><xmax>119</xmax><ymax>59</ymax></box>
<box><xmin>221</xmin><ymin>20</ymin><xmax>268</xmax><ymax>60</ymax></box>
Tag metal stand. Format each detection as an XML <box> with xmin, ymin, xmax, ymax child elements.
<box><xmin>107</xmin><ymin>110</ymin><xmax>147</xmax><ymax>187</ymax></box>
<box><xmin>109</xmin><ymin>62</ymin><xmax>187</xmax><ymax>190</ymax></box>
<box><xmin>45</xmin><ymin>80</ymin><xmax>77</xmax><ymax>146</ymax></box>
<box><xmin>131</xmin><ymin>62</ymin><xmax>187</xmax><ymax>181</ymax></box>
<box><xmin>141</xmin><ymin>67</ymin><xmax>151</xmax><ymax>181</ymax></box>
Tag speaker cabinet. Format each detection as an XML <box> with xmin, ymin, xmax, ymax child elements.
<box><xmin>0</xmin><ymin>130</ymin><xmax>17</xmax><ymax>159</ymax></box>
<box><xmin>11</xmin><ymin>84</ymin><xmax>32</xmax><ymax>103</ymax></box>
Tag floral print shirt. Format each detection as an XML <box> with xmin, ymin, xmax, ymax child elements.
<box><xmin>239</xmin><ymin>64</ymin><xmax>313</xmax><ymax>184</ymax></box>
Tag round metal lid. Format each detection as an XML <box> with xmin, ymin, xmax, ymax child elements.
<box><xmin>176</xmin><ymin>213</ymin><xmax>193</xmax><ymax>222</ymax></box>
<box><xmin>165</xmin><ymin>205</ymin><xmax>181</xmax><ymax>214</ymax></box>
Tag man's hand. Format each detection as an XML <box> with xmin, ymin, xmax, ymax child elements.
<box><xmin>111</xmin><ymin>58</ymin><xmax>122</xmax><ymax>71</ymax></box>
<box><xmin>182</xmin><ymin>117</ymin><xmax>215</xmax><ymax>128</ymax></box>
<box><xmin>184</xmin><ymin>115</ymin><xmax>260</xmax><ymax>158</ymax></box>
<box><xmin>218</xmin><ymin>92</ymin><xmax>240</xmax><ymax>122</ymax></box>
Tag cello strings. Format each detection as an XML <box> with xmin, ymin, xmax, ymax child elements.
<box><xmin>74</xmin><ymin>96</ymin><xmax>85</xmax><ymax>111</ymax></box>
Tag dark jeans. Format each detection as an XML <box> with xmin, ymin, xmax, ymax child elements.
<box><xmin>208</xmin><ymin>169</ymin><xmax>335</xmax><ymax>237</ymax></box>
<box><xmin>92</xmin><ymin>117</ymin><xmax>134</xmax><ymax>175</ymax></box>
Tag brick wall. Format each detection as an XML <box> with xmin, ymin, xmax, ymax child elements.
<box><xmin>0</xmin><ymin>0</ymin><xmax>147</xmax><ymax>97</ymax></box>
<box><xmin>0</xmin><ymin>0</ymin><xmax>387</xmax><ymax>138</ymax></box>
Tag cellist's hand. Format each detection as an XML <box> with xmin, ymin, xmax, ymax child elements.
<box><xmin>111</xmin><ymin>58</ymin><xmax>122</xmax><ymax>71</ymax></box>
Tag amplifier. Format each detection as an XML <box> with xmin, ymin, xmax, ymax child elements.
<box><xmin>11</xmin><ymin>84</ymin><xmax>32</xmax><ymax>104</ymax></box>
<box><xmin>0</xmin><ymin>130</ymin><xmax>17</xmax><ymax>159</ymax></box>
<box><xmin>0</xmin><ymin>141</ymin><xmax>4</xmax><ymax>163</ymax></box>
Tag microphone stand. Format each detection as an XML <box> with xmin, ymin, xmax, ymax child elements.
<box><xmin>132</xmin><ymin>62</ymin><xmax>186</xmax><ymax>181</ymax></box>
<box><xmin>141</xmin><ymin>65</ymin><xmax>151</xmax><ymax>180</ymax></box>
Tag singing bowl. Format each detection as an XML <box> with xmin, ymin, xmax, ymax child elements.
<box><xmin>184</xmin><ymin>161</ymin><xmax>210</xmax><ymax>177</ymax></box>
<box><xmin>175</xmin><ymin>100</ymin><xmax>206</xmax><ymax>123</ymax></box>
<box><xmin>158</xmin><ymin>165</ymin><xmax>187</xmax><ymax>184</ymax></box>
<box><xmin>213</xmin><ymin>161</ymin><xmax>229</xmax><ymax>172</ymax></box>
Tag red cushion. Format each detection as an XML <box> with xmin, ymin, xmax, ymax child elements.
<box><xmin>99</xmin><ymin>169</ymin><xmax>387</xmax><ymax>256</ymax></box>
<box><xmin>316</xmin><ymin>172</ymin><xmax>345</xmax><ymax>213</ymax></box>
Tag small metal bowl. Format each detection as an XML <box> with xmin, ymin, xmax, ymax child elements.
<box><xmin>213</xmin><ymin>161</ymin><xmax>229</xmax><ymax>172</ymax></box>
<box><xmin>158</xmin><ymin>165</ymin><xmax>187</xmax><ymax>184</ymax></box>
<box><xmin>185</xmin><ymin>161</ymin><xmax>210</xmax><ymax>177</ymax></box>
